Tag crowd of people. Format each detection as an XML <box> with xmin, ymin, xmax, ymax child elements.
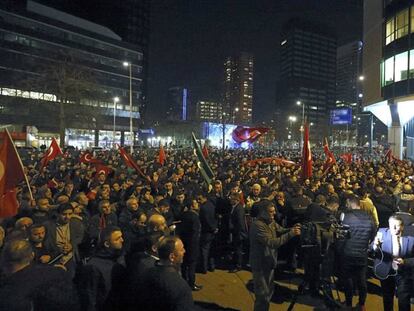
<box><xmin>0</xmin><ymin>146</ymin><xmax>413</xmax><ymax>311</ymax></box>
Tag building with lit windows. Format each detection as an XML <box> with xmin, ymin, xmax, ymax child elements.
<box><xmin>0</xmin><ymin>1</ymin><xmax>144</xmax><ymax>148</ymax></box>
<box><xmin>362</xmin><ymin>0</ymin><xmax>414</xmax><ymax>159</ymax></box>
<box><xmin>32</xmin><ymin>0</ymin><xmax>151</xmax><ymax>120</ymax></box>
<box><xmin>276</xmin><ymin>18</ymin><xmax>337</xmax><ymax>143</ymax></box>
<box><xmin>196</xmin><ymin>100</ymin><xmax>223</xmax><ymax>122</ymax></box>
<box><xmin>223</xmin><ymin>52</ymin><xmax>253</xmax><ymax>124</ymax></box>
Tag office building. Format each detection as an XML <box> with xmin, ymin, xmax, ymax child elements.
<box><xmin>223</xmin><ymin>52</ymin><xmax>253</xmax><ymax>124</ymax></box>
<box><xmin>362</xmin><ymin>0</ymin><xmax>414</xmax><ymax>159</ymax></box>
<box><xmin>0</xmin><ymin>1</ymin><xmax>144</xmax><ymax>148</ymax></box>
<box><xmin>196</xmin><ymin>100</ymin><xmax>223</xmax><ymax>122</ymax></box>
<box><xmin>32</xmin><ymin>0</ymin><xmax>150</xmax><ymax>120</ymax></box>
<box><xmin>276</xmin><ymin>18</ymin><xmax>337</xmax><ymax>143</ymax></box>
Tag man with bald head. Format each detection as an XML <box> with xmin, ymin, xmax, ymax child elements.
<box><xmin>0</xmin><ymin>239</ymin><xmax>78</xmax><ymax>310</ymax></box>
<box><xmin>147</xmin><ymin>214</ymin><xmax>170</xmax><ymax>235</ymax></box>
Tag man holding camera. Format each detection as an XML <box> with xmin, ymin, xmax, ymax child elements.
<box><xmin>249</xmin><ymin>200</ymin><xmax>301</xmax><ymax>311</ymax></box>
<box><xmin>338</xmin><ymin>195</ymin><xmax>376</xmax><ymax>311</ymax></box>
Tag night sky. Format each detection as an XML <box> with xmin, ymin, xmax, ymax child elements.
<box><xmin>148</xmin><ymin>0</ymin><xmax>363</xmax><ymax>122</ymax></box>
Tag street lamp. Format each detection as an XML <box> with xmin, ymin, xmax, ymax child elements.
<box><xmin>233</xmin><ymin>107</ymin><xmax>239</xmax><ymax>123</ymax></box>
<box><xmin>123</xmin><ymin>61</ymin><xmax>133</xmax><ymax>153</ymax></box>
<box><xmin>297</xmin><ymin>101</ymin><xmax>305</xmax><ymax>149</ymax></box>
<box><xmin>288</xmin><ymin>115</ymin><xmax>297</xmax><ymax>147</ymax></box>
<box><xmin>113</xmin><ymin>97</ymin><xmax>119</xmax><ymax>147</ymax></box>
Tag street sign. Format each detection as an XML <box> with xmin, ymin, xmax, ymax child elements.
<box><xmin>330</xmin><ymin>108</ymin><xmax>352</xmax><ymax>125</ymax></box>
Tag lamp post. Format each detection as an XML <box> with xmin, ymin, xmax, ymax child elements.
<box><xmin>288</xmin><ymin>115</ymin><xmax>297</xmax><ymax>148</ymax></box>
<box><xmin>297</xmin><ymin>101</ymin><xmax>305</xmax><ymax>150</ymax></box>
<box><xmin>233</xmin><ymin>107</ymin><xmax>239</xmax><ymax>123</ymax></box>
<box><xmin>113</xmin><ymin>97</ymin><xmax>119</xmax><ymax>148</ymax></box>
<box><xmin>123</xmin><ymin>61</ymin><xmax>133</xmax><ymax>153</ymax></box>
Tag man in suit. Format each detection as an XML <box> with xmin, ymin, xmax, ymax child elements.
<box><xmin>197</xmin><ymin>191</ymin><xmax>218</xmax><ymax>273</ymax></box>
<box><xmin>249</xmin><ymin>200</ymin><xmax>301</xmax><ymax>311</ymax></box>
<box><xmin>178</xmin><ymin>199</ymin><xmax>202</xmax><ymax>290</ymax></box>
<box><xmin>228</xmin><ymin>192</ymin><xmax>247</xmax><ymax>272</ymax></box>
<box><xmin>372</xmin><ymin>214</ymin><xmax>414</xmax><ymax>311</ymax></box>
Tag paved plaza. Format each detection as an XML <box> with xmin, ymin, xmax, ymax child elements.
<box><xmin>193</xmin><ymin>268</ymin><xmax>398</xmax><ymax>311</ymax></box>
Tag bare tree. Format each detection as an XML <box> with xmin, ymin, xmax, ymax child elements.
<box><xmin>23</xmin><ymin>51</ymin><xmax>105</xmax><ymax>147</ymax></box>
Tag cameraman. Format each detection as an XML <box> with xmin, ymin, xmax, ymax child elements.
<box><xmin>338</xmin><ymin>194</ymin><xmax>376</xmax><ymax>311</ymax></box>
<box><xmin>249</xmin><ymin>199</ymin><xmax>301</xmax><ymax>311</ymax></box>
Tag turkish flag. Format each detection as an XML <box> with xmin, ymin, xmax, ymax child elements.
<box><xmin>0</xmin><ymin>130</ymin><xmax>26</xmax><ymax>218</ymax></box>
<box><xmin>79</xmin><ymin>152</ymin><xmax>101</xmax><ymax>164</ymax></box>
<box><xmin>94</xmin><ymin>163</ymin><xmax>111</xmax><ymax>178</ymax></box>
<box><xmin>301</xmin><ymin>123</ymin><xmax>312</xmax><ymax>180</ymax></box>
<box><xmin>158</xmin><ymin>145</ymin><xmax>166</xmax><ymax>166</ymax></box>
<box><xmin>340</xmin><ymin>153</ymin><xmax>353</xmax><ymax>164</ymax></box>
<box><xmin>40</xmin><ymin>138</ymin><xmax>62</xmax><ymax>170</ymax></box>
<box><xmin>323</xmin><ymin>138</ymin><xmax>336</xmax><ymax>173</ymax></box>
<box><xmin>118</xmin><ymin>146</ymin><xmax>149</xmax><ymax>181</ymax></box>
<box><xmin>202</xmin><ymin>144</ymin><xmax>209</xmax><ymax>159</ymax></box>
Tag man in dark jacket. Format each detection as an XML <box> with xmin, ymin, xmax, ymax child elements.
<box><xmin>0</xmin><ymin>239</ymin><xmax>79</xmax><ymax>311</ymax></box>
<box><xmin>139</xmin><ymin>236</ymin><xmax>194</xmax><ymax>311</ymax></box>
<box><xmin>338</xmin><ymin>195</ymin><xmax>376</xmax><ymax>311</ymax></box>
<box><xmin>249</xmin><ymin>200</ymin><xmax>301</xmax><ymax>311</ymax></box>
<box><xmin>88</xmin><ymin>200</ymin><xmax>118</xmax><ymax>242</ymax></box>
<box><xmin>44</xmin><ymin>203</ymin><xmax>85</xmax><ymax>274</ymax></box>
<box><xmin>178</xmin><ymin>199</ymin><xmax>202</xmax><ymax>290</ymax></box>
<box><xmin>197</xmin><ymin>192</ymin><xmax>218</xmax><ymax>273</ymax></box>
<box><xmin>228</xmin><ymin>192</ymin><xmax>247</xmax><ymax>272</ymax></box>
<box><xmin>77</xmin><ymin>226</ymin><xmax>126</xmax><ymax>311</ymax></box>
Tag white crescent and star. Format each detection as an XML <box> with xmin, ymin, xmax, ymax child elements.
<box><xmin>0</xmin><ymin>159</ymin><xmax>4</xmax><ymax>182</ymax></box>
<box><xmin>47</xmin><ymin>146</ymin><xmax>54</xmax><ymax>157</ymax></box>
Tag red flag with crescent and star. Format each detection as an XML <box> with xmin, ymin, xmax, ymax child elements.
<box><xmin>94</xmin><ymin>163</ymin><xmax>112</xmax><ymax>178</ymax></box>
<box><xmin>0</xmin><ymin>130</ymin><xmax>26</xmax><ymax>218</ymax></box>
<box><xmin>79</xmin><ymin>152</ymin><xmax>102</xmax><ymax>164</ymax></box>
<box><xmin>323</xmin><ymin>138</ymin><xmax>336</xmax><ymax>173</ymax></box>
<box><xmin>39</xmin><ymin>137</ymin><xmax>62</xmax><ymax>170</ymax></box>
<box><xmin>301</xmin><ymin>122</ymin><xmax>312</xmax><ymax>180</ymax></box>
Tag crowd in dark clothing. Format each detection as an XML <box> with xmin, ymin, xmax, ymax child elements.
<box><xmin>0</xmin><ymin>146</ymin><xmax>413</xmax><ymax>311</ymax></box>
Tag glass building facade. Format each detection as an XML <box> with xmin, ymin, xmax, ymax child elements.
<box><xmin>0</xmin><ymin>1</ymin><xmax>144</xmax><ymax>147</ymax></box>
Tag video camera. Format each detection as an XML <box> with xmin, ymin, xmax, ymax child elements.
<box><xmin>300</xmin><ymin>217</ymin><xmax>350</xmax><ymax>253</ymax></box>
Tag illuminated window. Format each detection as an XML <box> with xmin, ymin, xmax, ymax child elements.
<box><xmin>409</xmin><ymin>50</ymin><xmax>414</xmax><ymax>78</ymax></box>
<box><xmin>386</xmin><ymin>18</ymin><xmax>395</xmax><ymax>45</ymax></box>
<box><xmin>395</xmin><ymin>51</ymin><xmax>408</xmax><ymax>81</ymax></box>
<box><xmin>384</xmin><ymin>56</ymin><xmax>394</xmax><ymax>85</ymax></box>
<box><xmin>396</xmin><ymin>9</ymin><xmax>409</xmax><ymax>39</ymax></box>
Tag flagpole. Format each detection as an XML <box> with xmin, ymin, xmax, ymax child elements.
<box><xmin>5</xmin><ymin>129</ymin><xmax>34</xmax><ymax>201</ymax></box>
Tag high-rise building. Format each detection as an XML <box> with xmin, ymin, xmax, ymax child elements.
<box><xmin>276</xmin><ymin>18</ymin><xmax>337</xmax><ymax>143</ymax></box>
<box><xmin>362</xmin><ymin>0</ymin><xmax>414</xmax><ymax>159</ymax></box>
<box><xmin>0</xmin><ymin>1</ymin><xmax>144</xmax><ymax>148</ymax></box>
<box><xmin>196</xmin><ymin>100</ymin><xmax>223</xmax><ymax>122</ymax></box>
<box><xmin>223</xmin><ymin>52</ymin><xmax>253</xmax><ymax>124</ymax></box>
<box><xmin>166</xmin><ymin>87</ymin><xmax>188</xmax><ymax>121</ymax></box>
<box><xmin>336</xmin><ymin>41</ymin><xmax>363</xmax><ymax>105</ymax></box>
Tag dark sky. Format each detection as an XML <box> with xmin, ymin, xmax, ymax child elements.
<box><xmin>148</xmin><ymin>0</ymin><xmax>363</xmax><ymax>122</ymax></box>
